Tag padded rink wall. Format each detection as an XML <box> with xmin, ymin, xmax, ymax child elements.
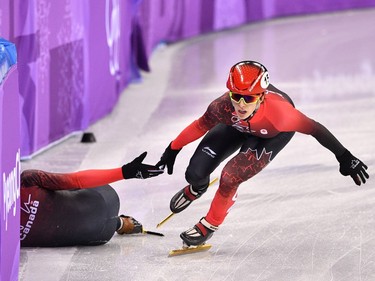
<box><xmin>1</xmin><ymin>0</ymin><xmax>375</xmax><ymax>159</ymax></box>
<box><xmin>0</xmin><ymin>39</ymin><xmax>20</xmax><ymax>281</ymax></box>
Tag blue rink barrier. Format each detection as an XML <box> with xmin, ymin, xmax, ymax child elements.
<box><xmin>0</xmin><ymin>38</ymin><xmax>17</xmax><ymax>83</ymax></box>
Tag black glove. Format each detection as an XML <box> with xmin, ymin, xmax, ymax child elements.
<box><xmin>336</xmin><ymin>149</ymin><xmax>369</xmax><ymax>186</ymax></box>
<box><xmin>122</xmin><ymin>152</ymin><xmax>164</xmax><ymax>179</ymax></box>
<box><xmin>156</xmin><ymin>142</ymin><xmax>181</xmax><ymax>175</ymax></box>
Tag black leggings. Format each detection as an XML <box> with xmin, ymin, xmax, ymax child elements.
<box><xmin>186</xmin><ymin>124</ymin><xmax>295</xmax><ymax>194</ymax></box>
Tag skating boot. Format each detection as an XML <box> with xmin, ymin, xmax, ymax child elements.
<box><xmin>170</xmin><ymin>185</ymin><xmax>206</xmax><ymax>213</ymax></box>
<box><xmin>180</xmin><ymin>217</ymin><xmax>218</xmax><ymax>246</ymax></box>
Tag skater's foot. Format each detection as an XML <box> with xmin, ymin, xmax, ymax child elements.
<box><xmin>180</xmin><ymin>217</ymin><xmax>218</xmax><ymax>246</ymax></box>
<box><xmin>170</xmin><ymin>185</ymin><xmax>206</xmax><ymax>213</ymax></box>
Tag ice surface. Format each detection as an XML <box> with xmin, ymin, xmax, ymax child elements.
<box><xmin>19</xmin><ymin>9</ymin><xmax>375</xmax><ymax>281</ymax></box>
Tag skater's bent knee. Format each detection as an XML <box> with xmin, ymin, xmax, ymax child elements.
<box><xmin>185</xmin><ymin>169</ymin><xmax>209</xmax><ymax>189</ymax></box>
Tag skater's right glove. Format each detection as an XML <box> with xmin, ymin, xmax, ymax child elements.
<box><xmin>122</xmin><ymin>152</ymin><xmax>164</xmax><ymax>179</ymax></box>
<box><xmin>336</xmin><ymin>149</ymin><xmax>369</xmax><ymax>186</ymax></box>
<box><xmin>156</xmin><ymin>142</ymin><xmax>181</xmax><ymax>175</ymax></box>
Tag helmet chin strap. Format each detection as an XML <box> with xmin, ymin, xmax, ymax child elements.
<box><xmin>244</xmin><ymin>101</ymin><xmax>261</xmax><ymax>132</ymax></box>
<box><xmin>244</xmin><ymin>99</ymin><xmax>261</xmax><ymax>121</ymax></box>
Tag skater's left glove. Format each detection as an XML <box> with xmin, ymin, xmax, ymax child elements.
<box><xmin>122</xmin><ymin>152</ymin><xmax>164</xmax><ymax>179</ymax></box>
<box><xmin>336</xmin><ymin>149</ymin><xmax>369</xmax><ymax>186</ymax></box>
<box><xmin>156</xmin><ymin>142</ymin><xmax>181</xmax><ymax>175</ymax></box>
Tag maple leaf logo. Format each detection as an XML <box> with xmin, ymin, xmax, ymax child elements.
<box><xmin>21</xmin><ymin>194</ymin><xmax>33</xmax><ymax>213</ymax></box>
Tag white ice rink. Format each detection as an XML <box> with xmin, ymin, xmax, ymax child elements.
<box><xmin>19</xmin><ymin>9</ymin><xmax>375</xmax><ymax>281</ymax></box>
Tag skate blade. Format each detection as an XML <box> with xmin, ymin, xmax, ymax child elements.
<box><xmin>168</xmin><ymin>244</ymin><xmax>212</xmax><ymax>257</ymax></box>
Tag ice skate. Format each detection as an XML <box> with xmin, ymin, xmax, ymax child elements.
<box><xmin>156</xmin><ymin>178</ymin><xmax>218</xmax><ymax>228</ymax></box>
<box><xmin>180</xmin><ymin>217</ymin><xmax>218</xmax><ymax>246</ymax></box>
<box><xmin>168</xmin><ymin>242</ymin><xmax>212</xmax><ymax>257</ymax></box>
<box><xmin>168</xmin><ymin>217</ymin><xmax>218</xmax><ymax>256</ymax></box>
<box><xmin>170</xmin><ymin>184</ymin><xmax>206</xmax><ymax>213</ymax></box>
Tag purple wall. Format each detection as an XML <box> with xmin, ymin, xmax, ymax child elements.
<box><xmin>1</xmin><ymin>0</ymin><xmax>374</xmax><ymax>158</ymax></box>
<box><xmin>9</xmin><ymin>0</ymin><xmax>141</xmax><ymax>156</ymax></box>
<box><xmin>0</xmin><ymin>40</ymin><xmax>20</xmax><ymax>281</ymax></box>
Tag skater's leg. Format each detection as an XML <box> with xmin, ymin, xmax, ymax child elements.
<box><xmin>180</xmin><ymin>132</ymin><xmax>294</xmax><ymax>246</ymax></box>
<box><xmin>206</xmin><ymin>131</ymin><xmax>295</xmax><ymax>226</ymax></box>
<box><xmin>170</xmin><ymin>124</ymin><xmax>246</xmax><ymax>213</ymax></box>
<box><xmin>81</xmin><ymin>185</ymin><xmax>120</xmax><ymax>246</ymax></box>
<box><xmin>186</xmin><ymin>124</ymin><xmax>246</xmax><ymax>191</ymax></box>
<box><xmin>206</xmin><ymin>151</ymin><xmax>269</xmax><ymax>226</ymax></box>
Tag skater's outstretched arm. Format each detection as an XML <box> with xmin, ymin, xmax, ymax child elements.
<box><xmin>307</xmin><ymin>121</ymin><xmax>368</xmax><ymax>186</ymax></box>
<box><xmin>21</xmin><ymin>152</ymin><xmax>164</xmax><ymax>190</ymax></box>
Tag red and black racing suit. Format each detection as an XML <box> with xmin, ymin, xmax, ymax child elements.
<box><xmin>170</xmin><ymin>84</ymin><xmax>346</xmax><ymax>227</ymax></box>
<box><xmin>20</xmin><ymin>168</ymin><xmax>124</xmax><ymax>247</ymax></box>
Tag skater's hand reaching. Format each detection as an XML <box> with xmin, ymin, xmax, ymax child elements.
<box><xmin>122</xmin><ymin>152</ymin><xmax>164</xmax><ymax>179</ymax></box>
<box><xmin>336</xmin><ymin>149</ymin><xmax>369</xmax><ymax>186</ymax></box>
<box><xmin>156</xmin><ymin>142</ymin><xmax>181</xmax><ymax>174</ymax></box>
